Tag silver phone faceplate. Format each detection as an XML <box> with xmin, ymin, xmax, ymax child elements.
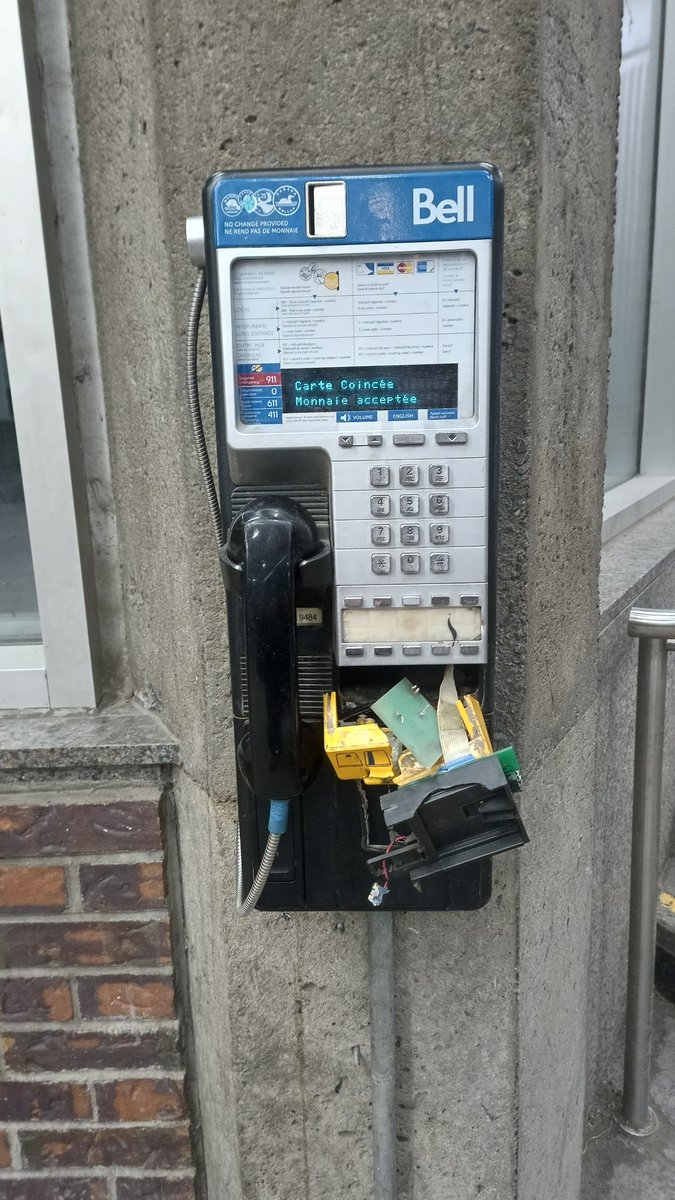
<box><xmin>215</xmin><ymin>240</ymin><xmax>492</xmax><ymax>666</ymax></box>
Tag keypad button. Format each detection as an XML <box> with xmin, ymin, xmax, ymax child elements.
<box><xmin>371</xmin><ymin>554</ymin><xmax>391</xmax><ymax>575</ymax></box>
<box><xmin>399</xmin><ymin>464</ymin><xmax>420</xmax><ymax>486</ymax></box>
<box><xmin>368</xmin><ymin>434</ymin><xmax>383</xmax><ymax>447</ymax></box>
<box><xmin>370</xmin><ymin>465</ymin><xmax>390</xmax><ymax>487</ymax></box>
<box><xmin>429</xmin><ymin>464</ymin><xmax>449</xmax><ymax>485</ymax></box>
<box><xmin>460</xmin><ymin>594</ymin><xmax>480</xmax><ymax>606</ymax></box>
<box><xmin>460</xmin><ymin>644</ymin><xmax>480</xmax><ymax>656</ymax></box>
<box><xmin>402</xmin><ymin>595</ymin><xmax>421</xmax><ymax>606</ymax></box>
<box><xmin>374</xmin><ymin>645</ymin><xmax>393</xmax><ymax>656</ymax></box>
<box><xmin>402</xmin><ymin>644</ymin><xmax>422</xmax><ymax>656</ymax></box>
<box><xmin>430</xmin><ymin>553</ymin><xmax>450</xmax><ymax>573</ymax></box>
<box><xmin>436</xmin><ymin>430</ymin><xmax>468</xmax><ymax>445</ymax></box>
<box><xmin>431</xmin><ymin>643</ymin><xmax>451</xmax><ymax>656</ymax></box>
<box><xmin>370</xmin><ymin>495</ymin><xmax>391</xmax><ymax>516</ymax></box>
<box><xmin>373</xmin><ymin>596</ymin><xmax>392</xmax><ymax>607</ymax></box>
<box><xmin>393</xmin><ymin>433</ymin><xmax>425</xmax><ymax>446</ymax></box>
<box><xmin>400</xmin><ymin>525</ymin><xmax>420</xmax><ymax>545</ymax></box>
<box><xmin>400</xmin><ymin>494</ymin><xmax>420</xmax><ymax>515</ymax></box>
<box><xmin>401</xmin><ymin>553</ymin><xmax>420</xmax><ymax>574</ymax></box>
<box><xmin>345</xmin><ymin>645</ymin><xmax>364</xmax><ymax>657</ymax></box>
<box><xmin>338</xmin><ymin>435</ymin><xmax>354</xmax><ymax>448</ymax></box>
<box><xmin>430</xmin><ymin>523</ymin><xmax>450</xmax><ymax>544</ymax></box>
<box><xmin>429</xmin><ymin>494</ymin><xmax>450</xmax><ymax>515</ymax></box>
<box><xmin>431</xmin><ymin>594</ymin><xmax>450</xmax><ymax>606</ymax></box>
<box><xmin>344</xmin><ymin>596</ymin><xmax>363</xmax><ymax>608</ymax></box>
<box><xmin>371</xmin><ymin>524</ymin><xmax>391</xmax><ymax>545</ymax></box>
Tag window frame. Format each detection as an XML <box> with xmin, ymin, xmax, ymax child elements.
<box><xmin>603</xmin><ymin>0</ymin><xmax>675</xmax><ymax>542</ymax></box>
<box><xmin>0</xmin><ymin>0</ymin><xmax>97</xmax><ymax>708</ymax></box>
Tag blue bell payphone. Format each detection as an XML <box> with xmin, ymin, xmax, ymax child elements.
<box><xmin>185</xmin><ymin>164</ymin><xmax>527</xmax><ymax>914</ymax></box>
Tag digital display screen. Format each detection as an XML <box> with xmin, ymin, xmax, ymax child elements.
<box><xmin>281</xmin><ymin>365</ymin><xmax>458</xmax><ymax>413</ymax></box>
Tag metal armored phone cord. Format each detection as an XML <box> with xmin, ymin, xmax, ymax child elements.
<box><xmin>186</xmin><ymin>268</ymin><xmax>286</xmax><ymax>916</ymax></box>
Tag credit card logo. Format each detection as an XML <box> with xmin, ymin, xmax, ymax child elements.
<box><xmin>357</xmin><ymin>262</ymin><xmax>375</xmax><ymax>275</ymax></box>
<box><xmin>396</xmin><ymin>261</ymin><xmax>414</xmax><ymax>274</ymax></box>
<box><xmin>376</xmin><ymin>262</ymin><xmax>395</xmax><ymax>275</ymax></box>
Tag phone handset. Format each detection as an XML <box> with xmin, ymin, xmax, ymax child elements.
<box><xmin>220</xmin><ymin>497</ymin><xmax>331</xmax><ymax>913</ymax></box>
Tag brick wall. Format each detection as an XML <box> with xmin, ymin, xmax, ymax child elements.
<box><xmin>0</xmin><ymin>774</ymin><xmax>196</xmax><ymax>1199</ymax></box>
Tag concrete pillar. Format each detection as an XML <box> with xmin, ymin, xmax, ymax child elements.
<box><xmin>64</xmin><ymin>1</ymin><xmax>621</xmax><ymax>1196</ymax></box>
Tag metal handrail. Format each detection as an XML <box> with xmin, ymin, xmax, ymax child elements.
<box><xmin>621</xmin><ymin>606</ymin><xmax>675</xmax><ymax>1135</ymax></box>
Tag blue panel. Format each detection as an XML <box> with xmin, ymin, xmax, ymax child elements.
<box><xmin>209</xmin><ymin>167</ymin><xmax>495</xmax><ymax>249</ymax></box>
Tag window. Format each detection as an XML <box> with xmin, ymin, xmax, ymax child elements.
<box><xmin>604</xmin><ymin>0</ymin><xmax>675</xmax><ymax>539</ymax></box>
<box><xmin>0</xmin><ymin>1</ymin><xmax>97</xmax><ymax>708</ymax></box>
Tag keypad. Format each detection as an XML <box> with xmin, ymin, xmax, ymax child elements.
<box><xmin>371</xmin><ymin>524</ymin><xmax>391</xmax><ymax>545</ymax></box>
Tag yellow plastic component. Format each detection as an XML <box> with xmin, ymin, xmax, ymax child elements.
<box><xmin>455</xmin><ymin>694</ymin><xmax>493</xmax><ymax>758</ymax></box>
<box><xmin>323</xmin><ymin>693</ymin><xmax>394</xmax><ymax>784</ymax></box>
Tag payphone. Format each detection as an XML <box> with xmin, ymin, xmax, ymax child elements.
<box><xmin>185</xmin><ymin>164</ymin><xmax>527</xmax><ymax>914</ymax></box>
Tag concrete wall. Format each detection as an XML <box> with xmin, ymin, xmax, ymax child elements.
<box><xmin>62</xmin><ymin>1</ymin><xmax>622</xmax><ymax>1197</ymax></box>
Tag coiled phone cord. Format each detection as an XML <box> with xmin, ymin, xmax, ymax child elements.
<box><xmin>186</xmin><ymin>269</ymin><xmax>223</xmax><ymax>548</ymax></box>
<box><xmin>187</xmin><ymin>269</ymin><xmax>286</xmax><ymax>916</ymax></box>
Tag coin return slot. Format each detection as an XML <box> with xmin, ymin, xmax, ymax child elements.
<box><xmin>306</xmin><ymin>181</ymin><xmax>347</xmax><ymax>238</ymax></box>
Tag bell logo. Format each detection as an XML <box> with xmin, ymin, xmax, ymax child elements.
<box><xmin>413</xmin><ymin>185</ymin><xmax>475</xmax><ymax>225</ymax></box>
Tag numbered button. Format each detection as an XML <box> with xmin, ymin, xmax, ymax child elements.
<box><xmin>370</xmin><ymin>465</ymin><xmax>390</xmax><ymax>487</ymax></box>
<box><xmin>429</xmin><ymin>464</ymin><xmax>450</xmax><ymax>485</ymax></box>
<box><xmin>399</xmin><ymin>464</ymin><xmax>420</xmax><ymax>486</ymax></box>
<box><xmin>430</xmin><ymin>523</ymin><xmax>450</xmax><ymax>544</ymax></box>
<box><xmin>400</xmin><ymin>494</ymin><xmax>420</xmax><ymax>515</ymax></box>
<box><xmin>371</xmin><ymin>554</ymin><xmax>391</xmax><ymax>575</ymax></box>
<box><xmin>371</xmin><ymin>525</ymin><xmax>391</xmax><ymax>546</ymax></box>
<box><xmin>429</xmin><ymin>494</ymin><xmax>450</xmax><ymax>515</ymax></box>
<box><xmin>370</xmin><ymin>495</ymin><xmax>391</xmax><ymax>516</ymax></box>
<box><xmin>400</xmin><ymin>525</ymin><xmax>420</xmax><ymax>545</ymax></box>
<box><xmin>401</xmin><ymin>553</ymin><xmax>421</xmax><ymax>574</ymax></box>
<box><xmin>430</xmin><ymin>552</ymin><xmax>450</xmax><ymax>573</ymax></box>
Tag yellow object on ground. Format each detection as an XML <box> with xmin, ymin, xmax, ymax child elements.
<box><xmin>323</xmin><ymin>692</ymin><xmax>393</xmax><ymax>784</ymax></box>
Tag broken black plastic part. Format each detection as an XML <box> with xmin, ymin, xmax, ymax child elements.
<box><xmin>368</xmin><ymin>756</ymin><xmax>528</xmax><ymax>885</ymax></box>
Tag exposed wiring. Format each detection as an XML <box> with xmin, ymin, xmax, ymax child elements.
<box><xmin>186</xmin><ymin>268</ymin><xmax>223</xmax><ymax>548</ymax></box>
<box><xmin>381</xmin><ymin>836</ymin><xmax>407</xmax><ymax>889</ymax></box>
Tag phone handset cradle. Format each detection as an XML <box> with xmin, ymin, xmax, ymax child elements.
<box><xmin>220</xmin><ymin>497</ymin><xmax>331</xmax><ymax>913</ymax></box>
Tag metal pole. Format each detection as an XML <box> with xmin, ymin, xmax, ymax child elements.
<box><xmin>621</xmin><ymin>608</ymin><xmax>675</xmax><ymax>1134</ymax></box>
<box><xmin>369</xmin><ymin>910</ymin><xmax>397</xmax><ymax>1199</ymax></box>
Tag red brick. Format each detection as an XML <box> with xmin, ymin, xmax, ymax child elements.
<box><xmin>78</xmin><ymin>976</ymin><xmax>175</xmax><ymax>1019</ymax></box>
<box><xmin>96</xmin><ymin>1077</ymin><xmax>186</xmax><ymax>1121</ymax></box>
<box><xmin>0</xmin><ymin>1080</ymin><xmax>91</xmax><ymax>1121</ymax></box>
<box><xmin>117</xmin><ymin>1180</ymin><xmax>195</xmax><ymax>1200</ymax></box>
<box><xmin>3</xmin><ymin>1027</ymin><xmax>180</xmax><ymax>1072</ymax></box>
<box><xmin>0</xmin><ymin>1130</ymin><xmax>10</xmax><ymax>1166</ymax></box>
<box><xmin>0</xmin><ymin>1183</ymin><xmax>107</xmax><ymax>1200</ymax></box>
<box><xmin>21</xmin><ymin>1125</ymin><xmax>192</xmax><ymax>1169</ymax></box>
<box><xmin>0</xmin><ymin>978</ymin><xmax>73</xmax><ymax>1022</ymax></box>
<box><xmin>0</xmin><ymin>866</ymin><xmax>66</xmax><ymax>913</ymax></box>
<box><xmin>80</xmin><ymin>862</ymin><xmax>166</xmax><ymax>912</ymax></box>
<box><xmin>0</xmin><ymin>919</ymin><xmax>171</xmax><ymax>968</ymax></box>
<box><xmin>0</xmin><ymin>803</ymin><xmax>161</xmax><ymax>856</ymax></box>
